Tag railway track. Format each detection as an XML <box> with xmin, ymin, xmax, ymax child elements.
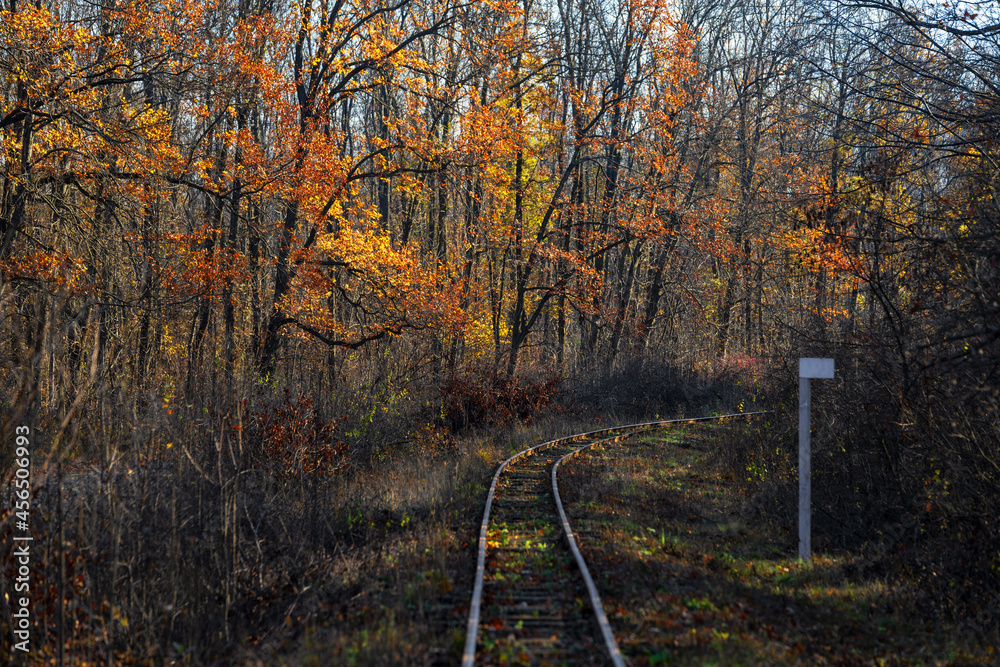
<box><xmin>462</xmin><ymin>413</ymin><xmax>765</xmax><ymax>666</ymax></box>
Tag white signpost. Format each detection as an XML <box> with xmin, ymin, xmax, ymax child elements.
<box><xmin>798</xmin><ymin>358</ymin><xmax>834</xmax><ymax>560</ymax></box>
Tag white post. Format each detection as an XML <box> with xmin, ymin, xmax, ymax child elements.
<box><xmin>798</xmin><ymin>376</ymin><xmax>811</xmax><ymax>559</ymax></box>
<box><xmin>798</xmin><ymin>358</ymin><xmax>834</xmax><ymax>560</ymax></box>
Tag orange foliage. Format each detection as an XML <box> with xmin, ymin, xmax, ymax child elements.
<box><xmin>0</xmin><ymin>249</ymin><xmax>87</xmax><ymax>294</ymax></box>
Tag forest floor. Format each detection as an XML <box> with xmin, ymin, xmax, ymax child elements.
<box><xmin>263</xmin><ymin>418</ymin><xmax>997</xmax><ymax>666</ymax></box>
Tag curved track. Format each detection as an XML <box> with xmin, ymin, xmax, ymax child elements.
<box><xmin>462</xmin><ymin>413</ymin><xmax>765</xmax><ymax>666</ymax></box>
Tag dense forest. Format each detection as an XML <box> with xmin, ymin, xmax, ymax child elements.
<box><xmin>1</xmin><ymin>0</ymin><xmax>998</xmax><ymax>661</ymax></box>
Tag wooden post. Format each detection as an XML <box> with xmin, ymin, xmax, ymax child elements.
<box><xmin>798</xmin><ymin>358</ymin><xmax>834</xmax><ymax>560</ymax></box>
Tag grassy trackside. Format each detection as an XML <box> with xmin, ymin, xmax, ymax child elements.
<box><xmin>558</xmin><ymin>425</ymin><xmax>997</xmax><ymax>666</ymax></box>
<box><xmin>271</xmin><ymin>414</ymin><xmax>613</xmax><ymax>666</ymax></box>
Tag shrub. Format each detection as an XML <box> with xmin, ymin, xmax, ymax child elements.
<box><xmin>245</xmin><ymin>389</ymin><xmax>349</xmax><ymax>479</ymax></box>
<box><xmin>439</xmin><ymin>367</ymin><xmax>561</xmax><ymax>432</ymax></box>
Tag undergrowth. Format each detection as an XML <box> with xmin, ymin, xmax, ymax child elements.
<box><xmin>559</xmin><ymin>426</ymin><xmax>997</xmax><ymax>665</ymax></box>
<box><xmin>714</xmin><ymin>360</ymin><xmax>1000</xmax><ymax>642</ymax></box>
<box><xmin>0</xmin><ymin>375</ymin><xmax>619</xmax><ymax>664</ymax></box>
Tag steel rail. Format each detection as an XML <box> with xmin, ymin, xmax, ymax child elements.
<box><xmin>551</xmin><ymin>432</ymin><xmax>630</xmax><ymax>667</ymax></box>
<box><xmin>461</xmin><ymin>411</ymin><xmax>766</xmax><ymax>666</ymax></box>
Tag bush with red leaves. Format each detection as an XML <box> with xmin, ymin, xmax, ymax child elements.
<box><xmin>439</xmin><ymin>368</ymin><xmax>561</xmax><ymax>432</ymax></box>
<box><xmin>245</xmin><ymin>390</ymin><xmax>348</xmax><ymax>479</ymax></box>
